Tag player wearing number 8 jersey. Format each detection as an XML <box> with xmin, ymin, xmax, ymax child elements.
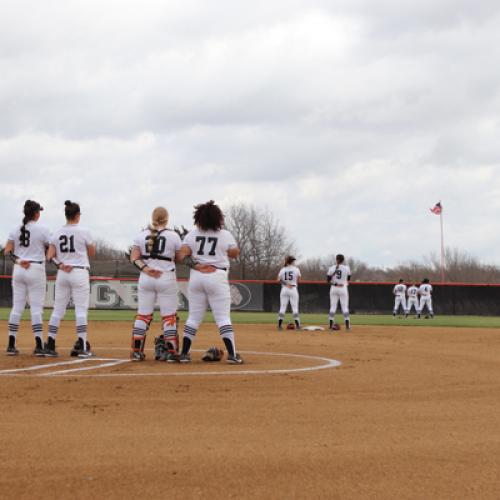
<box><xmin>277</xmin><ymin>256</ymin><xmax>301</xmax><ymax>330</ymax></box>
<box><xmin>177</xmin><ymin>200</ymin><xmax>243</xmax><ymax>364</ymax></box>
<box><xmin>45</xmin><ymin>201</ymin><xmax>96</xmax><ymax>357</ymax></box>
<box><xmin>4</xmin><ymin>200</ymin><xmax>50</xmax><ymax>356</ymax></box>
<box><xmin>129</xmin><ymin>207</ymin><xmax>182</xmax><ymax>361</ymax></box>
<box><xmin>327</xmin><ymin>254</ymin><xmax>351</xmax><ymax>331</ymax></box>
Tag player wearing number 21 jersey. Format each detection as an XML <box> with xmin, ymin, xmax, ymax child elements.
<box><xmin>177</xmin><ymin>200</ymin><xmax>243</xmax><ymax>364</ymax></box>
<box><xmin>46</xmin><ymin>201</ymin><xmax>96</xmax><ymax>357</ymax></box>
<box><xmin>4</xmin><ymin>200</ymin><xmax>50</xmax><ymax>356</ymax></box>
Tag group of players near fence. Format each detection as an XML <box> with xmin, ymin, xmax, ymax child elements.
<box><xmin>3</xmin><ymin>199</ymin><xmax>434</xmax><ymax>363</ymax></box>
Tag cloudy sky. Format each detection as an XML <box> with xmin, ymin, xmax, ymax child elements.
<box><xmin>1</xmin><ymin>0</ymin><xmax>500</xmax><ymax>267</ymax></box>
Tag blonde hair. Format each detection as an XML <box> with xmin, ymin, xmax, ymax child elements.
<box><xmin>146</xmin><ymin>207</ymin><xmax>169</xmax><ymax>253</ymax></box>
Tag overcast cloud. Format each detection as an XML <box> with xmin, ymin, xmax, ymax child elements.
<box><xmin>1</xmin><ymin>0</ymin><xmax>500</xmax><ymax>267</ymax></box>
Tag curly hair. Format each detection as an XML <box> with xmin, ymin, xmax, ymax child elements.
<box><xmin>146</xmin><ymin>207</ymin><xmax>169</xmax><ymax>254</ymax></box>
<box><xmin>64</xmin><ymin>200</ymin><xmax>81</xmax><ymax>220</ymax></box>
<box><xmin>193</xmin><ymin>200</ymin><xmax>224</xmax><ymax>231</ymax></box>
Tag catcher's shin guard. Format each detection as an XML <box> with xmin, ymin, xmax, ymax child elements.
<box><xmin>130</xmin><ymin>313</ymin><xmax>152</xmax><ymax>360</ymax></box>
<box><xmin>162</xmin><ymin>314</ymin><xmax>179</xmax><ymax>354</ymax></box>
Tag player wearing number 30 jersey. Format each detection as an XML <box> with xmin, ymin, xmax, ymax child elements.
<box><xmin>46</xmin><ymin>201</ymin><xmax>96</xmax><ymax>357</ymax></box>
<box><xmin>178</xmin><ymin>200</ymin><xmax>243</xmax><ymax>364</ymax></box>
<box><xmin>129</xmin><ymin>207</ymin><xmax>182</xmax><ymax>362</ymax></box>
<box><xmin>4</xmin><ymin>200</ymin><xmax>50</xmax><ymax>356</ymax></box>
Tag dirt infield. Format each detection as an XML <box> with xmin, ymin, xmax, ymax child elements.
<box><xmin>1</xmin><ymin>321</ymin><xmax>499</xmax><ymax>499</ymax></box>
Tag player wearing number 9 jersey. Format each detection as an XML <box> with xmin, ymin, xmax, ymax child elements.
<box><xmin>177</xmin><ymin>200</ymin><xmax>243</xmax><ymax>364</ymax></box>
<box><xmin>129</xmin><ymin>207</ymin><xmax>182</xmax><ymax>361</ymax></box>
<box><xmin>45</xmin><ymin>201</ymin><xmax>96</xmax><ymax>357</ymax></box>
<box><xmin>327</xmin><ymin>254</ymin><xmax>352</xmax><ymax>331</ymax></box>
<box><xmin>4</xmin><ymin>200</ymin><xmax>50</xmax><ymax>356</ymax></box>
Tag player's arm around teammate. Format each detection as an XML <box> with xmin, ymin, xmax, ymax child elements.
<box><xmin>176</xmin><ymin>200</ymin><xmax>243</xmax><ymax>364</ymax></box>
<box><xmin>45</xmin><ymin>201</ymin><xmax>95</xmax><ymax>357</ymax></box>
<box><xmin>4</xmin><ymin>200</ymin><xmax>50</xmax><ymax>356</ymax></box>
<box><xmin>129</xmin><ymin>207</ymin><xmax>183</xmax><ymax>362</ymax></box>
<box><xmin>277</xmin><ymin>256</ymin><xmax>301</xmax><ymax>330</ymax></box>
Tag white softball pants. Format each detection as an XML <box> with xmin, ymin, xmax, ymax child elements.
<box><xmin>329</xmin><ymin>286</ymin><xmax>350</xmax><ymax>319</ymax></box>
<box><xmin>49</xmin><ymin>269</ymin><xmax>90</xmax><ymax>330</ymax></box>
<box><xmin>9</xmin><ymin>264</ymin><xmax>46</xmax><ymax>336</ymax></box>
<box><xmin>419</xmin><ymin>296</ymin><xmax>433</xmax><ymax>314</ymax></box>
<box><xmin>185</xmin><ymin>270</ymin><xmax>231</xmax><ymax>329</ymax></box>
<box><xmin>393</xmin><ymin>296</ymin><xmax>407</xmax><ymax>313</ymax></box>
<box><xmin>279</xmin><ymin>287</ymin><xmax>299</xmax><ymax>318</ymax></box>
<box><xmin>137</xmin><ymin>272</ymin><xmax>178</xmax><ymax>315</ymax></box>
<box><xmin>407</xmin><ymin>297</ymin><xmax>419</xmax><ymax>313</ymax></box>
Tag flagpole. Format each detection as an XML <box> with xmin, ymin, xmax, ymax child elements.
<box><xmin>440</xmin><ymin>209</ymin><xmax>445</xmax><ymax>283</ymax></box>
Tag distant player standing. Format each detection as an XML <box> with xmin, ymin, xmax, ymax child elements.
<box><xmin>45</xmin><ymin>201</ymin><xmax>96</xmax><ymax>357</ymax></box>
<box><xmin>4</xmin><ymin>200</ymin><xmax>50</xmax><ymax>356</ymax></box>
<box><xmin>392</xmin><ymin>279</ymin><xmax>407</xmax><ymax>318</ymax></box>
<box><xmin>406</xmin><ymin>283</ymin><xmax>420</xmax><ymax>318</ymax></box>
<box><xmin>277</xmin><ymin>256</ymin><xmax>301</xmax><ymax>330</ymax></box>
<box><xmin>418</xmin><ymin>278</ymin><xmax>434</xmax><ymax>319</ymax></box>
<box><xmin>129</xmin><ymin>207</ymin><xmax>182</xmax><ymax>362</ymax></box>
<box><xmin>177</xmin><ymin>200</ymin><xmax>243</xmax><ymax>364</ymax></box>
<box><xmin>327</xmin><ymin>254</ymin><xmax>351</xmax><ymax>331</ymax></box>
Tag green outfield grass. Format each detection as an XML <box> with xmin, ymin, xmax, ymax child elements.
<box><xmin>1</xmin><ymin>308</ymin><xmax>500</xmax><ymax>328</ymax></box>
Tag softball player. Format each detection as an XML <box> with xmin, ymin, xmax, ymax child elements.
<box><xmin>4</xmin><ymin>200</ymin><xmax>50</xmax><ymax>356</ymax></box>
<box><xmin>277</xmin><ymin>256</ymin><xmax>301</xmax><ymax>330</ymax></box>
<box><xmin>327</xmin><ymin>254</ymin><xmax>351</xmax><ymax>331</ymax></box>
<box><xmin>392</xmin><ymin>279</ymin><xmax>407</xmax><ymax>318</ymax></box>
<box><xmin>177</xmin><ymin>200</ymin><xmax>243</xmax><ymax>364</ymax></box>
<box><xmin>45</xmin><ymin>201</ymin><xmax>96</xmax><ymax>357</ymax></box>
<box><xmin>406</xmin><ymin>283</ymin><xmax>420</xmax><ymax>318</ymax></box>
<box><xmin>129</xmin><ymin>207</ymin><xmax>182</xmax><ymax>362</ymax></box>
<box><xmin>418</xmin><ymin>278</ymin><xmax>434</xmax><ymax>318</ymax></box>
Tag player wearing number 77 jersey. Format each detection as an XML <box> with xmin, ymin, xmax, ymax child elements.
<box><xmin>45</xmin><ymin>201</ymin><xmax>96</xmax><ymax>357</ymax></box>
<box><xmin>177</xmin><ymin>200</ymin><xmax>243</xmax><ymax>364</ymax></box>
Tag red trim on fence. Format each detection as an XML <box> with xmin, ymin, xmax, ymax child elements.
<box><xmin>2</xmin><ymin>275</ymin><xmax>500</xmax><ymax>287</ymax></box>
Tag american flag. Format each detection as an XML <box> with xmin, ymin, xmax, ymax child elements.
<box><xmin>430</xmin><ymin>202</ymin><xmax>442</xmax><ymax>215</ymax></box>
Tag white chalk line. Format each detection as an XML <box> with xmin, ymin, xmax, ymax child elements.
<box><xmin>0</xmin><ymin>348</ymin><xmax>341</xmax><ymax>378</ymax></box>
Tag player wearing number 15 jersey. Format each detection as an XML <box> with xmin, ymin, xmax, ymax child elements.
<box><xmin>177</xmin><ymin>200</ymin><xmax>243</xmax><ymax>364</ymax></box>
<box><xmin>327</xmin><ymin>254</ymin><xmax>352</xmax><ymax>331</ymax></box>
<box><xmin>129</xmin><ymin>207</ymin><xmax>182</xmax><ymax>361</ymax></box>
<box><xmin>46</xmin><ymin>201</ymin><xmax>96</xmax><ymax>357</ymax></box>
<box><xmin>277</xmin><ymin>256</ymin><xmax>301</xmax><ymax>330</ymax></box>
<box><xmin>4</xmin><ymin>200</ymin><xmax>50</xmax><ymax>356</ymax></box>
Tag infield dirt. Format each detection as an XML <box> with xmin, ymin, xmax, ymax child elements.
<box><xmin>1</xmin><ymin>321</ymin><xmax>499</xmax><ymax>499</ymax></box>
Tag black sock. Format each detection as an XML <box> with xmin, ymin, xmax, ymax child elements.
<box><xmin>278</xmin><ymin>319</ymin><xmax>283</xmax><ymax>328</ymax></box>
<box><xmin>35</xmin><ymin>337</ymin><xmax>43</xmax><ymax>349</ymax></box>
<box><xmin>8</xmin><ymin>335</ymin><xmax>16</xmax><ymax>348</ymax></box>
<box><xmin>345</xmin><ymin>319</ymin><xmax>350</xmax><ymax>329</ymax></box>
<box><xmin>181</xmin><ymin>337</ymin><xmax>192</xmax><ymax>355</ymax></box>
<box><xmin>222</xmin><ymin>337</ymin><xmax>235</xmax><ymax>357</ymax></box>
<box><xmin>295</xmin><ymin>320</ymin><xmax>300</xmax><ymax>329</ymax></box>
<box><xmin>47</xmin><ymin>337</ymin><xmax>56</xmax><ymax>350</ymax></box>
<box><xmin>329</xmin><ymin>319</ymin><xmax>333</xmax><ymax>329</ymax></box>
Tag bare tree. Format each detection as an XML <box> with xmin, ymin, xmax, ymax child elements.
<box><xmin>225</xmin><ymin>203</ymin><xmax>295</xmax><ymax>279</ymax></box>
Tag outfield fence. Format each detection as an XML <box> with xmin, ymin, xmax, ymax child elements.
<box><xmin>1</xmin><ymin>275</ymin><xmax>500</xmax><ymax>315</ymax></box>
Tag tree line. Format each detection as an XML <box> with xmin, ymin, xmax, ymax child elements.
<box><xmin>2</xmin><ymin>204</ymin><xmax>499</xmax><ymax>283</ymax></box>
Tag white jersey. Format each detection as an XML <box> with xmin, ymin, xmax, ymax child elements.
<box><xmin>419</xmin><ymin>283</ymin><xmax>433</xmax><ymax>297</ymax></box>
<box><xmin>393</xmin><ymin>284</ymin><xmax>407</xmax><ymax>296</ymax></box>
<box><xmin>407</xmin><ymin>286</ymin><xmax>419</xmax><ymax>298</ymax></box>
<box><xmin>183</xmin><ymin>228</ymin><xmax>237</xmax><ymax>269</ymax></box>
<box><xmin>8</xmin><ymin>221</ymin><xmax>51</xmax><ymax>262</ymax></box>
<box><xmin>51</xmin><ymin>224</ymin><xmax>94</xmax><ymax>267</ymax></box>
<box><xmin>133</xmin><ymin>228</ymin><xmax>182</xmax><ymax>272</ymax></box>
<box><xmin>278</xmin><ymin>265</ymin><xmax>301</xmax><ymax>287</ymax></box>
<box><xmin>327</xmin><ymin>264</ymin><xmax>351</xmax><ymax>286</ymax></box>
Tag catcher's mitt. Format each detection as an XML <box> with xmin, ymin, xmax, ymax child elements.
<box><xmin>330</xmin><ymin>324</ymin><xmax>341</xmax><ymax>331</ymax></box>
<box><xmin>286</xmin><ymin>323</ymin><xmax>295</xmax><ymax>330</ymax></box>
<box><xmin>201</xmin><ymin>346</ymin><xmax>224</xmax><ymax>362</ymax></box>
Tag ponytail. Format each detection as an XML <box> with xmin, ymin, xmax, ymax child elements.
<box><xmin>21</xmin><ymin>200</ymin><xmax>43</xmax><ymax>241</ymax></box>
<box><xmin>146</xmin><ymin>207</ymin><xmax>168</xmax><ymax>254</ymax></box>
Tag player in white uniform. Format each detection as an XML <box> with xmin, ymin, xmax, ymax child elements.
<box><xmin>45</xmin><ymin>201</ymin><xmax>96</xmax><ymax>357</ymax></box>
<box><xmin>418</xmin><ymin>278</ymin><xmax>434</xmax><ymax>318</ymax></box>
<box><xmin>129</xmin><ymin>207</ymin><xmax>183</xmax><ymax>362</ymax></box>
<box><xmin>277</xmin><ymin>256</ymin><xmax>301</xmax><ymax>330</ymax></box>
<box><xmin>406</xmin><ymin>283</ymin><xmax>420</xmax><ymax>318</ymax></box>
<box><xmin>177</xmin><ymin>200</ymin><xmax>243</xmax><ymax>364</ymax></box>
<box><xmin>4</xmin><ymin>200</ymin><xmax>50</xmax><ymax>356</ymax></box>
<box><xmin>327</xmin><ymin>254</ymin><xmax>351</xmax><ymax>331</ymax></box>
<box><xmin>392</xmin><ymin>279</ymin><xmax>407</xmax><ymax>318</ymax></box>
